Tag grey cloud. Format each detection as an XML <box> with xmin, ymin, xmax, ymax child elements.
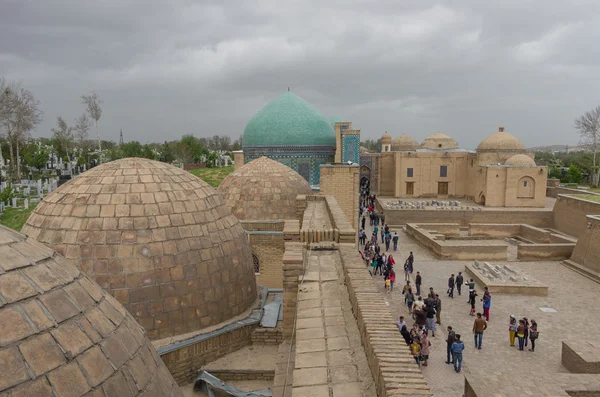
<box><xmin>1</xmin><ymin>0</ymin><xmax>599</xmax><ymax>147</ymax></box>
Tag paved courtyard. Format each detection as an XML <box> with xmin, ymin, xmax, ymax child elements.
<box><xmin>363</xmin><ymin>222</ymin><xmax>600</xmax><ymax>396</ymax></box>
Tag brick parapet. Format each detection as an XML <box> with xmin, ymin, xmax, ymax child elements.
<box><xmin>282</xmin><ymin>243</ymin><xmax>304</xmax><ymax>339</ymax></box>
<box><xmin>338</xmin><ymin>244</ymin><xmax>433</xmax><ymax>397</ymax></box>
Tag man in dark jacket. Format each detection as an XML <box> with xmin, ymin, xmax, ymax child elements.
<box><xmin>415</xmin><ymin>271</ymin><xmax>422</xmax><ymax>296</ymax></box>
<box><xmin>448</xmin><ymin>274</ymin><xmax>455</xmax><ymax>298</ymax></box>
<box><xmin>455</xmin><ymin>272</ymin><xmax>464</xmax><ymax>295</ymax></box>
<box><xmin>446</xmin><ymin>326</ymin><xmax>456</xmax><ymax>364</ymax></box>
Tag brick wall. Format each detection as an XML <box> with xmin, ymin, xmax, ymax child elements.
<box><xmin>203</xmin><ymin>369</ymin><xmax>275</xmax><ymax>381</ymax></box>
<box><xmin>320</xmin><ymin>164</ymin><xmax>360</xmax><ymax>230</ymax></box>
<box><xmin>570</xmin><ymin>215</ymin><xmax>600</xmax><ymax>273</ymax></box>
<box><xmin>282</xmin><ymin>243</ymin><xmax>303</xmax><ymax>339</ymax></box>
<box><xmin>338</xmin><ymin>244</ymin><xmax>432</xmax><ymax>396</ymax></box>
<box><xmin>383</xmin><ymin>206</ymin><xmax>554</xmax><ymax>228</ymax></box>
<box><xmin>251</xmin><ymin>323</ymin><xmax>283</xmax><ymax>345</ymax></box>
<box><xmin>248</xmin><ymin>233</ymin><xmax>285</xmax><ymax>289</ymax></box>
<box><xmin>160</xmin><ymin>324</ymin><xmax>255</xmax><ymax>385</ymax></box>
<box><xmin>553</xmin><ymin>195</ymin><xmax>600</xmax><ymax>238</ymax></box>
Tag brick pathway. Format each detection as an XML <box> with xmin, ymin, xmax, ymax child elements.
<box><xmin>291</xmin><ymin>250</ymin><xmax>375</xmax><ymax>397</ymax></box>
<box><xmin>362</xmin><ymin>221</ymin><xmax>600</xmax><ymax>397</ymax></box>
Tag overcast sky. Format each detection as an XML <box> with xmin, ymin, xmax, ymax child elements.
<box><xmin>1</xmin><ymin>1</ymin><xmax>598</xmax><ymax>148</ymax></box>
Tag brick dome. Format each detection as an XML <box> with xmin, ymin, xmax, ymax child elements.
<box><xmin>504</xmin><ymin>154</ymin><xmax>536</xmax><ymax>167</ymax></box>
<box><xmin>22</xmin><ymin>158</ymin><xmax>257</xmax><ymax>340</ymax></box>
<box><xmin>218</xmin><ymin>157</ymin><xmax>312</xmax><ymax>221</ymax></box>
<box><xmin>380</xmin><ymin>131</ymin><xmax>392</xmax><ymax>144</ymax></box>
<box><xmin>391</xmin><ymin>134</ymin><xmax>419</xmax><ymax>151</ymax></box>
<box><xmin>0</xmin><ymin>225</ymin><xmax>181</xmax><ymax>396</ymax></box>
<box><xmin>421</xmin><ymin>132</ymin><xmax>459</xmax><ymax>150</ymax></box>
<box><xmin>477</xmin><ymin>127</ymin><xmax>526</xmax><ymax>153</ymax></box>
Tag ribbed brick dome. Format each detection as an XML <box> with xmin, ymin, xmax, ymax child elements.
<box><xmin>421</xmin><ymin>132</ymin><xmax>459</xmax><ymax>150</ymax></box>
<box><xmin>380</xmin><ymin>131</ymin><xmax>392</xmax><ymax>144</ymax></box>
<box><xmin>477</xmin><ymin>127</ymin><xmax>526</xmax><ymax>153</ymax></box>
<box><xmin>0</xmin><ymin>225</ymin><xmax>181</xmax><ymax>396</ymax></box>
<box><xmin>22</xmin><ymin>158</ymin><xmax>257</xmax><ymax>340</ymax></box>
<box><xmin>391</xmin><ymin>134</ymin><xmax>419</xmax><ymax>151</ymax></box>
<box><xmin>218</xmin><ymin>157</ymin><xmax>311</xmax><ymax>221</ymax></box>
<box><xmin>504</xmin><ymin>154</ymin><xmax>536</xmax><ymax>167</ymax></box>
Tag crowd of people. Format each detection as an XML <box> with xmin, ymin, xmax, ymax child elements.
<box><xmin>358</xmin><ymin>191</ymin><xmax>541</xmax><ymax>376</ymax></box>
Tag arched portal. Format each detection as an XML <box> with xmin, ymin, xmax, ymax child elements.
<box><xmin>517</xmin><ymin>176</ymin><xmax>535</xmax><ymax>198</ymax></box>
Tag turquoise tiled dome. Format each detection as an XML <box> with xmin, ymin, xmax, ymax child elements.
<box><xmin>243</xmin><ymin>92</ymin><xmax>336</xmax><ymax>147</ymax></box>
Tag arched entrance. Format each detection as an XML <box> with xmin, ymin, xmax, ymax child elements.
<box><xmin>360</xmin><ymin>176</ymin><xmax>370</xmax><ymax>195</ymax></box>
<box><xmin>479</xmin><ymin>192</ymin><xmax>486</xmax><ymax>206</ymax></box>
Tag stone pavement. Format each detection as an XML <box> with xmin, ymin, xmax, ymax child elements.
<box><xmin>291</xmin><ymin>250</ymin><xmax>375</xmax><ymax>397</ymax></box>
<box><xmin>364</xmin><ymin>221</ymin><xmax>600</xmax><ymax>397</ymax></box>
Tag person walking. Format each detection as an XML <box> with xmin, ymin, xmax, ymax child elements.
<box><xmin>384</xmin><ymin>231</ymin><xmax>391</xmax><ymax>251</ymax></box>
<box><xmin>523</xmin><ymin>317</ymin><xmax>530</xmax><ymax>348</ymax></box>
<box><xmin>380</xmin><ymin>227</ymin><xmax>385</xmax><ymax>244</ymax></box>
<box><xmin>400</xmin><ymin>325</ymin><xmax>412</xmax><ymax>346</ymax></box>
<box><xmin>446</xmin><ymin>326</ymin><xmax>456</xmax><ymax>364</ymax></box>
<box><xmin>473</xmin><ymin>313</ymin><xmax>487</xmax><ymax>349</ymax></box>
<box><xmin>406</xmin><ymin>288</ymin><xmax>415</xmax><ymax>314</ymax></box>
<box><xmin>385</xmin><ymin>275</ymin><xmax>391</xmax><ymax>293</ymax></box>
<box><xmin>455</xmin><ymin>272</ymin><xmax>464</xmax><ymax>296</ymax></box>
<box><xmin>406</xmin><ymin>251</ymin><xmax>414</xmax><ymax>273</ymax></box>
<box><xmin>420</xmin><ymin>330</ymin><xmax>431</xmax><ymax>366</ymax></box>
<box><xmin>392</xmin><ymin>232</ymin><xmax>399</xmax><ymax>251</ymax></box>
<box><xmin>361</xmin><ymin>215</ymin><xmax>366</xmax><ymax>230</ymax></box>
<box><xmin>466</xmin><ymin>279</ymin><xmax>475</xmax><ymax>303</ymax></box>
<box><xmin>415</xmin><ymin>271</ymin><xmax>422</xmax><ymax>296</ymax></box>
<box><xmin>529</xmin><ymin>320</ymin><xmax>539</xmax><ymax>352</ymax></box>
<box><xmin>482</xmin><ymin>290</ymin><xmax>491</xmax><ymax>321</ymax></box>
<box><xmin>447</xmin><ymin>274</ymin><xmax>455</xmax><ymax>298</ymax></box>
<box><xmin>469</xmin><ymin>289</ymin><xmax>478</xmax><ymax>316</ymax></box>
<box><xmin>508</xmin><ymin>315</ymin><xmax>518</xmax><ymax>347</ymax></box>
<box><xmin>434</xmin><ymin>294</ymin><xmax>442</xmax><ymax>325</ymax></box>
<box><xmin>451</xmin><ymin>334</ymin><xmax>465</xmax><ymax>373</ymax></box>
<box><xmin>389</xmin><ymin>270</ymin><xmax>396</xmax><ymax>292</ymax></box>
<box><xmin>410</xmin><ymin>338</ymin><xmax>422</xmax><ymax>367</ymax></box>
<box><xmin>517</xmin><ymin>319</ymin><xmax>526</xmax><ymax>351</ymax></box>
<box><xmin>375</xmin><ymin>255</ymin><xmax>383</xmax><ymax>276</ymax></box>
<box><xmin>396</xmin><ymin>315</ymin><xmax>407</xmax><ymax>331</ymax></box>
<box><xmin>425</xmin><ymin>302</ymin><xmax>436</xmax><ymax>337</ymax></box>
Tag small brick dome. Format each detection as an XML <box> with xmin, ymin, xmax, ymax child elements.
<box><xmin>380</xmin><ymin>131</ymin><xmax>392</xmax><ymax>144</ymax></box>
<box><xmin>0</xmin><ymin>225</ymin><xmax>181</xmax><ymax>396</ymax></box>
<box><xmin>391</xmin><ymin>134</ymin><xmax>419</xmax><ymax>151</ymax></box>
<box><xmin>22</xmin><ymin>158</ymin><xmax>257</xmax><ymax>340</ymax></box>
<box><xmin>421</xmin><ymin>132</ymin><xmax>459</xmax><ymax>150</ymax></box>
<box><xmin>218</xmin><ymin>157</ymin><xmax>312</xmax><ymax>221</ymax></box>
<box><xmin>504</xmin><ymin>154</ymin><xmax>536</xmax><ymax>167</ymax></box>
<box><xmin>477</xmin><ymin>126</ymin><xmax>526</xmax><ymax>153</ymax></box>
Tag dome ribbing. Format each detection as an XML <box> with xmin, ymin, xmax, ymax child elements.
<box><xmin>218</xmin><ymin>157</ymin><xmax>311</xmax><ymax>221</ymax></box>
<box><xmin>22</xmin><ymin>158</ymin><xmax>257</xmax><ymax>340</ymax></box>
<box><xmin>243</xmin><ymin>92</ymin><xmax>336</xmax><ymax>147</ymax></box>
<box><xmin>0</xmin><ymin>225</ymin><xmax>181</xmax><ymax>396</ymax></box>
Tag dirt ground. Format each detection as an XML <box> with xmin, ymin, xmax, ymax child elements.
<box><xmin>203</xmin><ymin>344</ymin><xmax>278</xmax><ymax>371</ymax></box>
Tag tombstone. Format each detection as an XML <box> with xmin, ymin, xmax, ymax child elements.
<box><xmin>24</xmin><ymin>199</ymin><xmax>28</xmax><ymax>210</ymax></box>
<box><xmin>12</xmin><ymin>197</ymin><xmax>17</xmax><ymax>208</ymax></box>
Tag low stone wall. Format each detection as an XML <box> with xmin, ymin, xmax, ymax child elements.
<box><xmin>251</xmin><ymin>324</ymin><xmax>283</xmax><ymax>345</ymax></box>
<box><xmin>406</xmin><ymin>223</ymin><xmax>508</xmax><ymax>261</ymax></box>
<box><xmin>553</xmin><ymin>195</ymin><xmax>600</xmax><ymax>238</ymax></box>
<box><xmin>562</xmin><ymin>341</ymin><xmax>600</xmax><ymax>374</ymax></box>
<box><xmin>160</xmin><ymin>324</ymin><xmax>255</xmax><ymax>385</ymax></box>
<box><xmin>547</xmin><ymin>186</ymin><xmax>600</xmax><ymax>198</ymax></box>
<box><xmin>469</xmin><ymin>223</ymin><xmax>521</xmax><ymax>237</ymax></box>
<box><xmin>338</xmin><ymin>244</ymin><xmax>433</xmax><ymax>397</ymax></box>
<box><xmin>282</xmin><ymin>242</ymin><xmax>303</xmax><ymax>339</ymax></box>
<box><xmin>205</xmin><ymin>369</ymin><xmax>275</xmax><ymax>381</ymax></box>
<box><xmin>382</xmin><ymin>204</ymin><xmax>554</xmax><ymax>228</ymax></box>
<box><xmin>241</xmin><ymin>220</ymin><xmax>285</xmax><ymax>232</ymax></box>
<box><xmin>517</xmin><ymin>243</ymin><xmax>575</xmax><ymax>261</ymax></box>
<box><xmin>325</xmin><ymin>196</ymin><xmax>356</xmax><ymax>243</ymax></box>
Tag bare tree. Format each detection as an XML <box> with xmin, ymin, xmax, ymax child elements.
<box><xmin>81</xmin><ymin>92</ymin><xmax>103</xmax><ymax>162</ymax></box>
<box><xmin>51</xmin><ymin>116</ymin><xmax>74</xmax><ymax>159</ymax></box>
<box><xmin>74</xmin><ymin>113</ymin><xmax>90</xmax><ymax>151</ymax></box>
<box><xmin>574</xmin><ymin>106</ymin><xmax>600</xmax><ymax>186</ymax></box>
<box><xmin>0</xmin><ymin>79</ymin><xmax>42</xmax><ymax>180</ymax></box>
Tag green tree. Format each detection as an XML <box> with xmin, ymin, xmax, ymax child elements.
<box><xmin>51</xmin><ymin>116</ymin><xmax>74</xmax><ymax>159</ymax></box>
<box><xmin>567</xmin><ymin>165</ymin><xmax>583</xmax><ymax>183</ymax></box>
